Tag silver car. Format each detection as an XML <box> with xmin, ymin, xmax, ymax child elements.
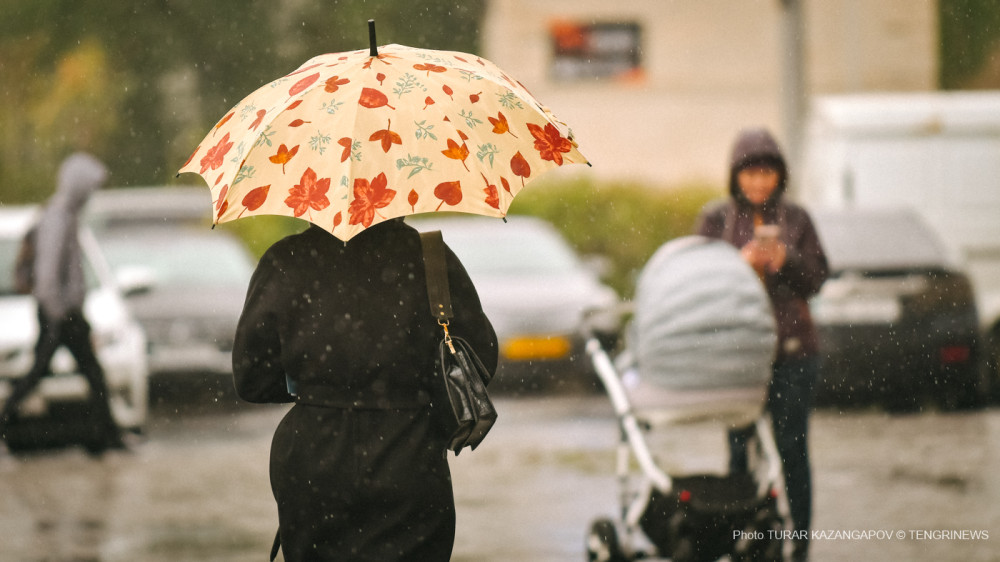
<box><xmin>409</xmin><ymin>215</ymin><xmax>621</xmax><ymax>392</ymax></box>
<box><xmin>0</xmin><ymin>206</ymin><xmax>149</xmax><ymax>435</ymax></box>
<box><xmin>86</xmin><ymin>187</ymin><xmax>255</xmax><ymax>382</ymax></box>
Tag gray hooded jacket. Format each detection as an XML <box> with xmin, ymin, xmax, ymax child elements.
<box><xmin>33</xmin><ymin>153</ymin><xmax>108</xmax><ymax>321</ymax></box>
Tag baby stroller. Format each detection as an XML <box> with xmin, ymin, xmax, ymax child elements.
<box><xmin>584</xmin><ymin>236</ymin><xmax>791</xmax><ymax>562</ymax></box>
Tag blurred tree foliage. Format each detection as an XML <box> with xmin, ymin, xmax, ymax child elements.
<box><xmin>939</xmin><ymin>0</ymin><xmax>1000</xmax><ymax>88</ymax></box>
<box><xmin>0</xmin><ymin>0</ymin><xmax>485</xmax><ymax>202</ymax></box>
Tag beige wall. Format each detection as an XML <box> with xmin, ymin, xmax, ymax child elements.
<box><xmin>482</xmin><ymin>0</ymin><xmax>937</xmax><ymax>188</ymax></box>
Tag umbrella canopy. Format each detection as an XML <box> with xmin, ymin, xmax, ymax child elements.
<box><xmin>178</xmin><ymin>33</ymin><xmax>588</xmax><ymax>241</ymax></box>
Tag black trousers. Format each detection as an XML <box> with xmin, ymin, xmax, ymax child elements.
<box><xmin>1</xmin><ymin>306</ymin><xmax>122</xmax><ymax>446</ymax></box>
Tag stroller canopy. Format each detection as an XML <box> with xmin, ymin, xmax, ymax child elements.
<box><xmin>631</xmin><ymin>236</ymin><xmax>776</xmax><ymax>392</ymax></box>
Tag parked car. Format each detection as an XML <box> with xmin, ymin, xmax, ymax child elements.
<box><xmin>809</xmin><ymin>208</ymin><xmax>984</xmax><ymax>410</ymax></box>
<box><xmin>408</xmin><ymin>215</ymin><xmax>621</xmax><ymax>392</ymax></box>
<box><xmin>0</xmin><ymin>206</ymin><xmax>149</xmax><ymax>441</ymax></box>
<box><xmin>86</xmin><ymin>187</ymin><xmax>256</xmax><ymax>385</ymax></box>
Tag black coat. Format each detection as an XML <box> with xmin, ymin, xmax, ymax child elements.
<box><xmin>233</xmin><ymin>220</ymin><xmax>497</xmax><ymax>561</ymax></box>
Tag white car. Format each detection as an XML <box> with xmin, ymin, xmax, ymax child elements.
<box><xmin>0</xmin><ymin>206</ymin><xmax>149</xmax><ymax>435</ymax></box>
<box><xmin>408</xmin><ymin>215</ymin><xmax>622</xmax><ymax>392</ymax></box>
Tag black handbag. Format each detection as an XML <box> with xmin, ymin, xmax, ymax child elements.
<box><xmin>420</xmin><ymin>230</ymin><xmax>497</xmax><ymax>455</ymax></box>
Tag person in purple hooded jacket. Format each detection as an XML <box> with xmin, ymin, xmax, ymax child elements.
<box><xmin>696</xmin><ymin>128</ymin><xmax>828</xmax><ymax>561</ymax></box>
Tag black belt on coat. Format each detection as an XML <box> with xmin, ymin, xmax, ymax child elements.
<box><xmin>293</xmin><ymin>383</ymin><xmax>432</xmax><ymax>410</ymax></box>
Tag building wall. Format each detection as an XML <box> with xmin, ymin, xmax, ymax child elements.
<box><xmin>481</xmin><ymin>0</ymin><xmax>937</xmax><ymax>188</ymax></box>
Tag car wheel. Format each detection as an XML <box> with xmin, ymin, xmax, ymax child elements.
<box><xmin>586</xmin><ymin>518</ymin><xmax>628</xmax><ymax>562</ymax></box>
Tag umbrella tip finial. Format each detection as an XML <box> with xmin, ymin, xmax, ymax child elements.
<box><xmin>368</xmin><ymin>19</ymin><xmax>378</xmax><ymax>57</ymax></box>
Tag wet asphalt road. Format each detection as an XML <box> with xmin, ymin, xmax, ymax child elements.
<box><xmin>0</xmin><ymin>391</ymin><xmax>999</xmax><ymax>561</ymax></box>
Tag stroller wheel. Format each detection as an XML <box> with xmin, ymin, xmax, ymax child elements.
<box><xmin>586</xmin><ymin>518</ymin><xmax>627</xmax><ymax>562</ymax></box>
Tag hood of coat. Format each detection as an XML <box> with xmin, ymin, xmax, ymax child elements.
<box><xmin>51</xmin><ymin>152</ymin><xmax>108</xmax><ymax>212</ymax></box>
<box><xmin>728</xmin><ymin>128</ymin><xmax>787</xmax><ymax>210</ymax></box>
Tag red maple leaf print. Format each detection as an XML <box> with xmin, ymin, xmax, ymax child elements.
<box><xmin>527</xmin><ymin>123</ymin><xmax>572</xmax><ymax>165</ymax></box>
<box><xmin>482</xmin><ymin>174</ymin><xmax>500</xmax><ymax>209</ymax></box>
<box><xmin>349</xmin><ymin>172</ymin><xmax>397</xmax><ymax>227</ymax></box>
<box><xmin>199</xmin><ymin>133</ymin><xmax>233</xmax><ymax>174</ymax></box>
<box><xmin>285</xmin><ymin>168</ymin><xmax>331</xmax><ymax>217</ymax></box>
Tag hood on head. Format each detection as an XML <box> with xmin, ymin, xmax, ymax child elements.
<box><xmin>728</xmin><ymin>128</ymin><xmax>787</xmax><ymax>207</ymax></box>
<box><xmin>55</xmin><ymin>152</ymin><xmax>108</xmax><ymax>211</ymax></box>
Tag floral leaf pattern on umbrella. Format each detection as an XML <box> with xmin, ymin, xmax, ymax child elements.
<box><xmin>434</xmin><ymin>181</ymin><xmax>463</xmax><ymax>211</ymax></box>
<box><xmin>250</xmin><ymin>110</ymin><xmax>267</xmax><ymax>131</ymax></box>
<box><xmin>442</xmin><ymin>138</ymin><xmax>470</xmax><ymax>171</ymax></box>
<box><xmin>215</xmin><ymin>184</ymin><xmax>229</xmax><ymax>212</ymax></box>
<box><xmin>178</xmin><ymin>43</ymin><xmax>589</xmax><ymax>241</ymax></box>
<box><xmin>324</xmin><ymin>76</ymin><xmax>350</xmax><ymax>93</ymax></box>
<box><xmin>338</xmin><ymin>137</ymin><xmax>353</xmax><ymax>162</ymax></box>
<box><xmin>349</xmin><ymin>172</ymin><xmax>397</xmax><ymax>227</ymax></box>
<box><xmin>488</xmin><ymin>112</ymin><xmax>517</xmax><ymax>137</ymax></box>
<box><xmin>289</xmin><ymin>73</ymin><xmax>320</xmax><ymax>97</ymax></box>
<box><xmin>481</xmin><ymin>174</ymin><xmax>500</xmax><ymax>209</ymax></box>
<box><xmin>214</xmin><ymin>112</ymin><xmax>235</xmax><ymax>131</ymax></box>
<box><xmin>527</xmin><ymin>123</ymin><xmax>572</xmax><ymax>165</ymax></box>
<box><xmin>269</xmin><ymin>144</ymin><xmax>299</xmax><ymax>173</ymax></box>
<box><xmin>369</xmin><ymin>120</ymin><xmax>402</xmax><ymax>153</ymax></box>
<box><xmin>238</xmin><ymin>184</ymin><xmax>270</xmax><ymax>218</ymax></box>
<box><xmin>414</xmin><ymin>63</ymin><xmax>446</xmax><ymax>76</ymax></box>
<box><xmin>285</xmin><ymin>167</ymin><xmax>331</xmax><ymax>217</ymax></box>
<box><xmin>510</xmin><ymin>151</ymin><xmax>531</xmax><ymax>186</ymax></box>
<box><xmin>359</xmin><ymin>87</ymin><xmax>395</xmax><ymax>110</ymax></box>
<box><xmin>396</xmin><ymin>154</ymin><xmax>433</xmax><ymax>178</ymax></box>
<box><xmin>200</xmin><ymin>133</ymin><xmax>233</xmax><ymax>174</ymax></box>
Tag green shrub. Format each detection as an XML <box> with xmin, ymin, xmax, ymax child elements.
<box><xmin>509</xmin><ymin>176</ymin><xmax>722</xmax><ymax>297</ymax></box>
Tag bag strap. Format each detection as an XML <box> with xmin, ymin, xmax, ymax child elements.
<box><xmin>419</xmin><ymin>231</ymin><xmax>453</xmax><ymax>321</ymax></box>
<box><xmin>420</xmin><ymin>231</ymin><xmax>457</xmax><ymax>353</ymax></box>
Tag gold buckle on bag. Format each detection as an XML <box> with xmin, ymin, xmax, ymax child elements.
<box><xmin>438</xmin><ymin>319</ymin><xmax>456</xmax><ymax>354</ymax></box>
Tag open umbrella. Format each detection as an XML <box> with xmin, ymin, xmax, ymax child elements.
<box><xmin>178</xmin><ymin>21</ymin><xmax>588</xmax><ymax>242</ymax></box>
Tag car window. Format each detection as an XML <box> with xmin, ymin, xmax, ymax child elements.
<box><xmin>442</xmin><ymin>228</ymin><xmax>581</xmax><ymax>276</ymax></box>
<box><xmin>0</xmin><ymin>238</ymin><xmax>18</xmax><ymax>295</ymax></box>
<box><xmin>98</xmin><ymin>231</ymin><xmax>254</xmax><ymax>288</ymax></box>
<box><xmin>812</xmin><ymin>211</ymin><xmax>947</xmax><ymax>271</ymax></box>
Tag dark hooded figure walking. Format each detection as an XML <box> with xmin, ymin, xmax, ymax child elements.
<box><xmin>0</xmin><ymin>152</ymin><xmax>126</xmax><ymax>453</ymax></box>
<box><xmin>695</xmin><ymin>128</ymin><xmax>828</xmax><ymax>561</ymax></box>
<box><xmin>232</xmin><ymin>218</ymin><xmax>497</xmax><ymax>561</ymax></box>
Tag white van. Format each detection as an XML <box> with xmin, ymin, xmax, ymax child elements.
<box><xmin>800</xmin><ymin>91</ymin><xmax>1000</xmax><ymax>383</ymax></box>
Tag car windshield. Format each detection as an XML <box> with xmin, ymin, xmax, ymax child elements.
<box><xmin>441</xmin><ymin>227</ymin><xmax>581</xmax><ymax>276</ymax></box>
<box><xmin>812</xmin><ymin>210</ymin><xmax>948</xmax><ymax>271</ymax></box>
<box><xmin>98</xmin><ymin>230</ymin><xmax>254</xmax><ymax>288</ymax></box>
<box><xmin>0</xmin><ymin>238</ymin><xmax>19</xmax><ymax>295</ymax></box>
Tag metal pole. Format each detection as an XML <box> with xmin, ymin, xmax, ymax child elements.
<box><xmin>779</xmin><ymin>0</ymin><xmax>805</xmax><ymax>195</ymax></box>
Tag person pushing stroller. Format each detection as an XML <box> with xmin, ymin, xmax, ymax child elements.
<box><xmin>695</xmin><ymin>128</ymin><xmax>829</xmax><ymax>561</ymax></box>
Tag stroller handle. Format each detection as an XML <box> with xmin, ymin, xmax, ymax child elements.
<box><xmin>584</xmin><ymin>337</ymin><xmax>672</xmax><ymax>493</ymax></box>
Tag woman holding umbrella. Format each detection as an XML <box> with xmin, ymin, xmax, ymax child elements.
<box><xmin>232</xmin><ymin>218</ymin><xmax>496</xmax><ymax>561</ymax></box>
<box><xmin>182</xmin><ymin>25</ymin><xmax>588</xmax><ymax>561</ymax></box>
